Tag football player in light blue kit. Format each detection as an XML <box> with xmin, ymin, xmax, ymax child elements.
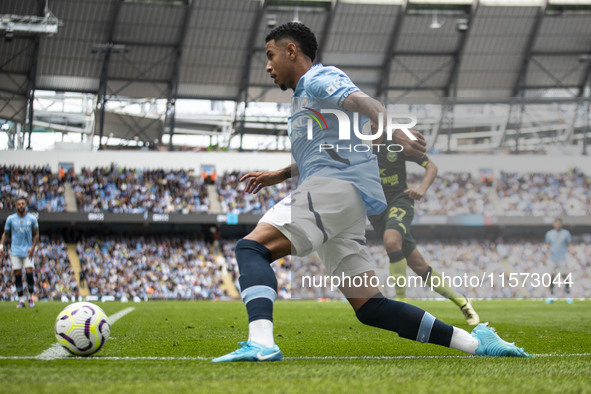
<box><xmin>545</xmin><ymin>218</ymin><xmax>572</xmax><ymax>303</ymax></box>
<box><xmin>1</xmin><ymin>196</ymin><xmax>39</xmax><ymax>308</ymax></box>
<box><xmin>212</xmin><ymin>22</ymin><xmax>530</xmax><ymax>362</ymax></box>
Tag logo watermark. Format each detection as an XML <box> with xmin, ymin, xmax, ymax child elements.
<box><xmin>300</xmin><ymin>108</ymin><xmax>417</xmax><ymax>153</ymax></box>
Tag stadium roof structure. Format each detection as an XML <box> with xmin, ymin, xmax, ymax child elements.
<box><xmin>1</xmin><ymin>0</ymin><xmax>591</xmax><ymax>152</ymax></box>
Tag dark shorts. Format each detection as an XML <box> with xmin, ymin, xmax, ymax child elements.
<box><xmin>369</xmin><ymin>195</ymin><xmax>417</xmax><ymax>257</ymax></box>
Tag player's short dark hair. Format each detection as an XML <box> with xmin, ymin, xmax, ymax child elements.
<box><xmin>15</xmin><ymin>196</ymin><xmax>27</xmax><ymax>204</ymax></box>
<box><xmin>265</xmin><ymin>22</ymin><xmax>318</xmax><ymax>62</ymax></box>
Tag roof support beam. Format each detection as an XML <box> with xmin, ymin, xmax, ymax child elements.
<box><xmin>445</xmin><ymin>0</ymin><xmax>478</xmax><ymax>98</ymax></box>
<box><xmin>512</xmin><ymin>0</ymin><xmax>548</xmax><ymax>97</ymax></box>
<box><xmin>25</xmin><ymin>37</ymin><xmax>39</xmax><ymax>150</ymax></box>
<box><xmin>577</xmin><ymin>61</ymin><xmax>591</xmax><ymax>97</ymax></box>
<box><xmin>389</xmin><ymin>57</ymin><xmax>455</xmax><ymax>103</ymax></box>
<box><xmin>24</xmin><ymin>0</ymin><xmax>45</xmax><ymax>149</ymax></box>
<box><xmin>96</xmin><ymin>0</ymin><xmax>123</xmax><ymax>150</ymax></box>
<box><xmin>316</xmin><ymin>0</ymin><xmax>338</xmax><ymax>64</ymax></box>
<box><xmin>236</xmin><ymin>0</ymin><xmax>267</xmax><ymax>151</ymax></box>
<box><xmin>377</xmin><ymin>1</ymin><xmax>407</xmax><ymax>97</ymax></box>
<box><xmin>528</xmin><ymin>56</ymin><xmax>580</xmax><ymax>95</ymax></box>
<box><xmin>167</xmin><ymin>0</ymin><xmax>194</xmax><ymax>151</ymax></box>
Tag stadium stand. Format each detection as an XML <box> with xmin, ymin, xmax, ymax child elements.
<box><xmin>71</xmin><ymin>165</ymin><xmax>210</xmax><ymax>214</ymax></box>
<box><xmin>217</xmin><ymin>170</ymin><xmax>294</xmax><ymax>214</ymax></box>
<box><xmin>0</xmin><ymin>235</ymin><xmax>75</xmax><ymax>301</ymax></box>
<box><xmin>1</xmin><ymin>160</ymin><xmax>590</xmax><ymax>302</ymax></box>
<box><xmin>409</xmin><ymin>172</ymin><xmax>496</xmax><ymax>216</ymax></box>
<box><xmin>0</xmin><ymin>165</ymin><xmax>66</xmax><ymax>212</ymax></box>
<box><xmin>497</xmin><ymin>168</ymin><xmax>591</xmax><ymax>217</ymax></box>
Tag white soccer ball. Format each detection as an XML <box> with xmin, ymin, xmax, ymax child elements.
<box><xmin>55</xmin><ymin>302</ymin><xmax>111</xmax><ymax>356</ymax></box>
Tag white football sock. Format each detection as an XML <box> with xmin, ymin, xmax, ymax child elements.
<box><xmin>248</xmin><ymin>319</ymin><xmax>274</xmax><ymax>348</ymax></box>
<box><xmin>449</xmin><ymin>327</ymin><xmax>478</xmax><ymax>355</ymax></box>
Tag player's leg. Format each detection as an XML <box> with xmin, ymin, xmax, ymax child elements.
<box><xmin>563</xmin><ymin>272</ymin><xmax>573</xmax><ymax>304</ymax></box>
<box><xmin>25</xmin><ymin>263</ymin><xmax>35</xmax><ymax>307</ymax></box>
<box><xmin>381</xmin><ymin>198</ymin><xmax>417</xmax><ymax>301</ymax></box>
<box><xmin>241</xmin><ymin>223</ymin><xmax>290</xmax><ymax>347</ymax></box>
<box><xmin>211</xmin><ymin>222</ymin><xmax>290</xmax><ymax>362</ymax></box>
<box><xmin>214</xmin><ymin>187</ymin><xmax>326</xmax><ymax>362</ymax></box>
<box><xmin>11</xmin><ymin>256</ymin><xmax>26</xmax><ymax>308</ymax></box>
<box><xmin>555</xmin><ymin>260</ymin><xmax>572</xmax><ymax>303</ymax></box>
<box><xmin>383</xmin><ymin>229</ymin><xmax>407</xmax><ymax>300</ymax></box>
<box><xmin>405</xmin><ymin>248</ymin><xmax>479</xmax><ymax>324</ymax></box>
<box><xmin>546</xmin><ymin>268</ymin><xmax>558</xmax><ymax>304</ymax></box>
<box><xmin>340</xmin><ymin>269</ymin><xmax>529</xmax><ymax>357</ymax></box>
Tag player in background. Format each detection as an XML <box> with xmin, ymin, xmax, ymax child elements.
<box><xmin>544</xmin><ymin>218</ymin><xmax>572</xmax><ymax>304</ymax></box>
<box><xmin>212</xmin><ymin>22</ymin><xmax>529</xmax><ymax>362</ymax></box>
<box><xmin>369</xmin><ymin>152</ymin><xmax>480</xmax><ymax>325</ymax></box>
<box><xmin>0</xmin><ymin>197</ymin><xmax>39</xmax><ymax>308</ymax></box>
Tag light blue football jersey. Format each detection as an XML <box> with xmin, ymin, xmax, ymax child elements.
<box><xmin>4</xmin><ymin>213</ymin><xmax>38</xmax><ymax>257</ymax></box>
<box><xmin>289</xmin><ymin>64</ymin><xmax>386</xmax><ymax>216</ymax></box>
<box><xmin>545</xmin><ymin>228</ymin><xmax>571</xmax><ymax>263</ymax></box>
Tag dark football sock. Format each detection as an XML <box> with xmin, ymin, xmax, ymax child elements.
<box><xmin>356</xmin><ymin>293</ymin><xmax>454</xmax><ymax>347</ymax></box>
<box><xmin>26</xmin><ymin>272</ymin><xmax>35</xmax><ymax>295</ymax></box>
<box><xmin>14</xmin><ymin>274</ymin><xmax>24</xmax><ymax>297</ymax></box>
<box><xmin>236</xmin><ymin>239</ymin><xmax>277</xmax><ymax>323</ymax></box>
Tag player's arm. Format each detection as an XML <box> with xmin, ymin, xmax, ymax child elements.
<box><xmin>404</xmin><ymin>160</ymin><xmax>438</xmax><ymax>201</ymax></box>
<box><xmin>241</xmin><ymin>163</ymin><xmax>299</xmax><ymax>194</ymax></box>
<box><xmin>28</xmin><ymin>227</ymin><xmax>39</xmax><ymax>258</ymax></box>
<box><xmin>342</xmin><ymin>91</ymin><xmax>426</xmax><ymax>157</ymax></box>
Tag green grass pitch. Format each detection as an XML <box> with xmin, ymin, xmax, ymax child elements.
<box><xmin>0</xmin><ymin>299</ymin><xmax>589</xmax><ymax>393</ymax></box>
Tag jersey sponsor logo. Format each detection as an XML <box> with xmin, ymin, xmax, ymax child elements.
<box><xmin>381</xmin><ymin>173</ymin><xmax>399</xmax><ymax>187</ymax></box>
<box><xmin>324</xmin><ymin>75</ymin><xmax>350</xmax><ymax>95</ymax></box>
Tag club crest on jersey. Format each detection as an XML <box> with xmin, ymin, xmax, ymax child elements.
<box><xmin>387</xmin><ymin>152</ymin><xmax>398</xmax><ymax>162</ymax></box>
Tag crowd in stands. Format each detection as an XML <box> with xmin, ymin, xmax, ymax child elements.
<box><xmin>72</xmin><ymin>165</ymin><xmax>210</xmax><ymax>214</ymax></box>
<box><xmin>0</xmin><ymin>235</ymin><xmax>75</xmax><ymax>301</ymax></box>
<box><xmin>497</xmin><ymin>168</ymin><xmax>591</xmax><ymax>216</ymax></box>
<box><xmin>0</xmin><ymin>233</ymin><xmax>589</xmax><ymax>301</ymax></box>
<box><xmin>291</xmin><ymin>238</ymin><xmax>591</xmax><ymax>300</ymax></box>
<box><xmin>0</xmin><ymin>165</ymin><xmax>66</xmax><ymax>212</ymax></box>
<box><xmin>2</xmin><ymin>164</ymin><xmax>591</xmax><ymax>216</ymax></box>
<box><xmin>409</xmin><ymin>172</ymin><xmax>496</xmax><ymax>216</ymax></box>
<box><xmin>217</xmin><ymin>171</ymin><xmax>294</xmax><ymax>214</ymax></box>
<box><xmin>77</xmin><ymin>235</ymin><xmax>227</xmax><ymax>299</ymax></box>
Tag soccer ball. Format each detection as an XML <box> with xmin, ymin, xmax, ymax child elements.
<box><xmin>55</xmin><ymin>302</ymin><xmax>111</xmax><ymax>356</ymax></box>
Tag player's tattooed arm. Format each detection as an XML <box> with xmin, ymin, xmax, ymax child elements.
<box><xmin>240</xmin><ymin>163</ymin><xmax>299</xmax><ymax>194</ymax></box>
<box><xmin>278</xmin><ymin>163</ymin><xmax>299</xmax><ymax>180</ymax></box>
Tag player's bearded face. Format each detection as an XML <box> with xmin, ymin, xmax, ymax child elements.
<box><xmin>16</xmin><ymin>200</ymin><xmax>26</xmax><ymax>214</ymax></box>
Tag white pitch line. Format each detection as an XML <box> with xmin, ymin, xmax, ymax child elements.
<box><xmin>35</xmin><ymin>307</ymin><xmax>135</xmax><ymax>360</ymax></box>
<box><xmin>1</xmin><ymin>352</ymin><xmax>589</xmax><ymax>361</ymax></box>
